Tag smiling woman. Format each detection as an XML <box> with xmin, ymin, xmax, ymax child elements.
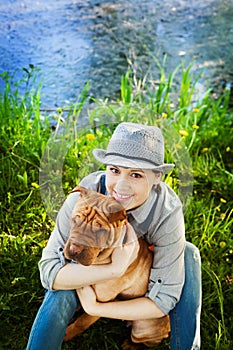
<box><xmin>25</xmin><ymin>122</ymin><xmax>202</xmax><ymax>350</ymax></box>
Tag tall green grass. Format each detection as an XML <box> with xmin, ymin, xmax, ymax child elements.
<box><xmin>0</xmin><ymin>63</ymin><xmax>232</xmax><ymax>349</ymax></box>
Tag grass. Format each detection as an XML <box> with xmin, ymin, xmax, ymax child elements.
<box><xmin>0</xmin><ymin>62</ymin><xmax>233</xmax><ymax>350</ymax></box>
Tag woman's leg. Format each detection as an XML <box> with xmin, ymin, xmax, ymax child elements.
<box><xmin>26</xmin><ymin>289</ymin><xmax>78</xmax><ymax>350</ymax></box>
<box><xmin>169</xmin><ymin>242</ymin><xmax>202</xmax><ymax>350</ymax></box>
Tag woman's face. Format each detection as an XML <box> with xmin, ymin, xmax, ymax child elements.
<box><xmin>106</xmin><ymin>165</ymin><xmax>161</xmax><ymax>210</ymax></box>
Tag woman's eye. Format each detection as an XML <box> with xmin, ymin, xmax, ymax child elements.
<box><xmin>131</xmin><ymin>173</ymin><xmax>142</xmax><ymax>178</ymax></box>
<box><xmin>109</xmin><ymin>167</ymin><xmax>119</xmax><ymax>174</ymax></box>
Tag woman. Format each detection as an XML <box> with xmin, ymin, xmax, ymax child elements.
<box><xmin>27</xmin><ymin>122</ymin><xmax>201</xmax><ymax>349</ymax></box>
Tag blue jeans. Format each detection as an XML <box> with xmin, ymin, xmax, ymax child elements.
<box><xmin>170</xmin><ymin>242</ymin><xmax>202</xmax><ymax>350</ymax></box>
<box><xmin>26</xmin><ymin>242</ymin><xmax>201</xmax><ymax>350</ymax></box>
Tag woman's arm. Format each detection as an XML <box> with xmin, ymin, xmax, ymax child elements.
<box><xmin>53</xmin><ymin>263</ymin><xmax>119</xmax><ymax>290</ymax></box>
<box><xmin>77</xmin><ymin>285</ymin><xmax>165</xmax><ymax>320</ymax></box>
<box><xmin>53</xmin><ymin>223</ymin><xmax>139</xmax><ymax>290</ymax></box>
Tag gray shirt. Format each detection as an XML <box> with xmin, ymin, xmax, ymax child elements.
<box><xmin>38</xmin><ymin>171</ymin><xmax>185</xmax><ymax>315</ymax></box>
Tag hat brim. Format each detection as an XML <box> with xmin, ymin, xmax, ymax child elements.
<box><xmin>93</xmin><ymin>149</ymin><xmax>175</xmax><ymax>174</ymax></box>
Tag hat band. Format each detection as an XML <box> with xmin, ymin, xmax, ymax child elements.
<box><xmin>105</xmin><ymin>152</ymin><xmax>161</xmax><ymax>167</ymax></box>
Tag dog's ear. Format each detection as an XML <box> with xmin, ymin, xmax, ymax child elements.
<box><xmin>69</xmin><ymin>186</ymin><xmax>89</xmax><ymax>197</ymax></box>
<box><xmin>108</xmin><ymin>209</ymin><xmax>126</xmax><ymax>223</ymax></box>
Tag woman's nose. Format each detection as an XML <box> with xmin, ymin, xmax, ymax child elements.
<box><xmin>115</xmin><ymin>179</ymin><xmax>132</xmax><ymax>192</ymax></box>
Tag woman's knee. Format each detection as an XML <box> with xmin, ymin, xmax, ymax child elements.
<box><xmin>185</xmin><ymin>242</ymin><xmax>201</xmax><ymax>274</ymax></box>
<box><xmin>44</xmin><ymin>289</ymin><xmax>78</xmax><ymax>324</ymax></box>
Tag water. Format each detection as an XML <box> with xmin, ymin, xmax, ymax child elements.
<box><xmin>1</xmin><ymin>0</ymin><xmax>233</xmax><ymax>108</ymax></box>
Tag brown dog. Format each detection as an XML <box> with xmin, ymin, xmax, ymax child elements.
<box><xmin>63</xmin><ymin>186</ymin><xmax>170</xmax><ymax>348</ymax></box>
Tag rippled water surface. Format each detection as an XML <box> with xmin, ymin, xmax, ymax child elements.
<box><xmin>1</xmin><ymin>0</ymin><xmax>233</xmax><ymax>107</ymax></box>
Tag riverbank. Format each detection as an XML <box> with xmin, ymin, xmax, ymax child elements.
<box><xmin>1</xmin><ymin>0</ymin><xmax>233</xmax><ymax>107</ymax></box>
<box><xmin>0</xmin><ymin>65</ymin><xmax>233</xmax><ymax>349</ymax></box>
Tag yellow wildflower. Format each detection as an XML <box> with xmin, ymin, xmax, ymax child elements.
<box><xmin>220</xmin><ymin>213</ymin><xmax>226</xmax><ymax>219</ymax></box>
<box><xmin>31</xmin><ymin>182</ymin><xmax>39</xmax><ymax>189</ymax></box>
<box><xmin>201</xmin><ymin>148</ymin><xmax>209</xmax><ymax>153</ymax></box>
<box><xmin>162</xmin><ymin>113</ymin><xmax>168</xmax><ymax>118</ymax></box>
<box><xmin>216</xmin><ymin>206</ymin><xmax>220</xmax><ymax>212</ymax></box>
<box><xmin>192</xmin><ymin>125</ymin><xmax>199</xmax><ymax>129</ymax></box>
<box><xmin>193</xmin><ymin>108</ymin><xmax>200</xmax><ymax>113</ymax></box>
<box><xmin>220</xmin><ymin>198</ymin><xmax>227</xmax><ymax>203</ymax></box>
<box><xmin>86</xmin><ymin>133</ymin><xmax>95</xmax><ymax>140</ymax></box>
<box><xmin>219</xmin><ymin>241</ymin><xmax>226</xmax><ymax>248</ymax></box>
<box><xmin>175</xmin><ymin>143</ymin><xmax>182</xmax><ymax>150</ymax></box>
<box><xmin>179</xmin><ymin>129</ymin><xmax>189</xmax><ymax>137</ymax></box>
<box><xmin>226</xmin><ymin>146</ymin><xmax>230</xmax><ymax>152</ymax></box>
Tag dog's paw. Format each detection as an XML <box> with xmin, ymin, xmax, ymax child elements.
<box><xmin>64</xmin><ymin>323</ymin><xmax>79</xmax><ymax>342</ymax></box>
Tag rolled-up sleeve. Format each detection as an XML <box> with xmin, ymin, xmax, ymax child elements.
<box><xmin>38</xmin><ymin>198</ymin><xmax>74</xmax><ymax>290</ymax></box>
<box><xmin>146</xmin><ymin>205</ymin><xmax>185</xmax><ymax>315</ymax></box>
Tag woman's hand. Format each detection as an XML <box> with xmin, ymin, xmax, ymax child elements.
<box><xmin>111</xmin><ymin>223</ymin><xmax>139</xmax><ymax>276</ymax></box>
<box><xmin>77</xmin><ymin>286</ymin><xmax>98</xmax><ymax>315</ymax></box>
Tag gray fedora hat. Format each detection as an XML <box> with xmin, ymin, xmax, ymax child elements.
<box><xmin>93</xmin><ymin>122</ymin><xmax>174</xmax><ymax>174</ymax></box>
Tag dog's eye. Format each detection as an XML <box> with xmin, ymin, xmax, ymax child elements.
<box><xmin>71</xmin><ymin>216</ymin><xmax>86</xmax><ymax>226</ymax></box>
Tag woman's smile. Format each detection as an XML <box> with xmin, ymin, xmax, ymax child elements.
<box><xmin>106</xmin><ymin>165</ymin><xmax>161</xmax><ymax>210</ymax></box>
<box><xmin>112</xmin><ymin>189</ymin><xmax>134</xmax><ymax>202</ymax></box>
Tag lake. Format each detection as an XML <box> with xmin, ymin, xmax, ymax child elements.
<box><xmin>0</xmin><ymin>0</ymin><xmax>233</xmax><ymax>107</ymax></box>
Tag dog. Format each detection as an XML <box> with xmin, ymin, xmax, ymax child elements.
<box><xmin>63</xmin><ymin>186</ymin><xmax>170</xmax><ymax>349</ymax></box>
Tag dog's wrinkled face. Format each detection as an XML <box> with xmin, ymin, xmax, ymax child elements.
<box><xmin>64</xmin><ymin>186</ymin><xmax>126</xmax><ymax>266</ymax></box>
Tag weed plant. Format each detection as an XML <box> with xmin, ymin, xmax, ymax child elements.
<box><xmin>0</xmin><ymin>63</ymin><xmax>233</xmax><ymax>350</ymax></box>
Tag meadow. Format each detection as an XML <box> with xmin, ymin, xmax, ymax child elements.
<box><xmin>0</xmin><ymin>62</ymin><xmax>233</xmax><ymax>349</ymax></box>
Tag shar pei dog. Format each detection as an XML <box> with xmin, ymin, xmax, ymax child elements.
<box><xmin>63</xmin><ymin>186</ymin><xmax>170</xmax><ymax>349</ymax></box>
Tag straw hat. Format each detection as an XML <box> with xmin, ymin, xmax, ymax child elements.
<box><xmin>93</xmin><ymin>122</ymin><xmax>174</xmax><ymax>174</ymax></box>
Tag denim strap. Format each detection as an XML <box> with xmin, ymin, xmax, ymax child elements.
<box><xmin>100</xmin><ymin>174</ymin><xmax>106</xmax><ymax>194</ymax></box>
